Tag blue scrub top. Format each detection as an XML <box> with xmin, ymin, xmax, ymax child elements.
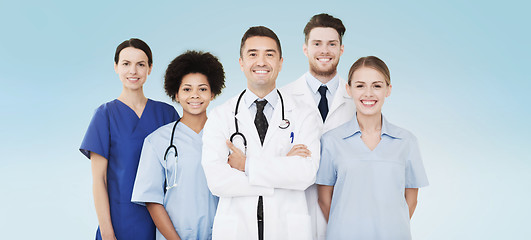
<box><xmin>316</xmin><ymin>115</ymin><xmax>429</xmax><ymax>240</ymax></box>
<box><xmin>132</xmin><ymin>121</ymin><xmax>218</xmax><ymax>240</ymax></box>
<box><xmin>80</xmin><ymin>99</ymin><xmax>179</xmax><ymax>240</ymax></box>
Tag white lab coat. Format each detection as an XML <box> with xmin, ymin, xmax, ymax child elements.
<box><xmin>281</xmin><ymin>74</ymin><xmax>356</xmax><ymax>240</ymax></box>
<box><xmin>201</xmin><ymin>89</ymin><xmax>321</xmax><ymax>240</ymax></box>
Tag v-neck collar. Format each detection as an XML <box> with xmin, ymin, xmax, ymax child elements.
<box><xmin>115</xmin><ymin>98</ymin><xmax>151</xmax><ymax>120</ymax></box>
<box><xmin>177</xmin><ymin>121</ymin><xmax>203</xmax><ymax>140</ymax></box>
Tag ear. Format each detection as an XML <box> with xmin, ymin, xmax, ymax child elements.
<box><xmin>279</xmin><ymin>57</ymin><xmax>284</xmax><ymax>72</ymax></box>
<box><xmin>303</xmin><ymin>43</ymin><xmax>308</xmax><ymax>57</ymax></box>
<box><xmin>114</xmin><ymin>63</ymin><xmax>118</xmax><ymax>73</ymax></box>
<box><xmin>386</xmin><ymin>84</ymin><xmax>392</xmax><ymax>97</ymax></box>
<box><xmin>211</xmin><ymin>93</ymin><xmax>215</xmax><ymax>100</ymax></box>
<box><xmin>345</xmin><ymin>82</ymin><xmax>353</xmax><ymax>98</ymax></box>
<box><xmin>339</xmin><ymin>44</ymin><xmax>344</xmax><ymax>57</ymax></box>
<box><xmin>239</xmin><ymin>57</ymin><xmax>244</xmax><ymax>71</ymax></box>
<box><xmin>147</xmin><ymin>64</ymin><xmax>153</xmax><ymax>75</ymax></box>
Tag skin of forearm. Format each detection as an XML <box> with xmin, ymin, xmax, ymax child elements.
<box><xmin>146</xmin><ymin>203</ymin><xmax>181</xmax><ymax>240</ymax></box>
<box><xmin>317</xmin><ymin>185</ymin><xmax>334</xmax><ymax>222</ymax></box>
<box><xmin>405</xmin><ymin>188</ymin><xmax>419</xmax><ymax>219</ymax></box>
<box><xmin>91</xmin><ymin>155</ymin><xmax>115</xmax><ymax>239</ymax></box>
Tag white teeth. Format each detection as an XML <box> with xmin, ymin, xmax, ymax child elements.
<box><xmin>255</xmin><ymin>70</ymin><xmax>268</xmax><ymax>74</ymax></box>
<box><xmin>318</xmin><ymin>58</ymin><xmax>331</xmax><ymax>62</ymax></box>
<box><xmin>362</xmin><ymin>101</ymin><xmax>376</xmax><ymax>105</ymax></box>
<box><xmin>189</xmin><ymin>103</ymin><xmax>201</xmax><ymax>106</ymax></box>
<box><xmin>128</xmin><ymin>78</ymin><xmax>139</xmax><ymax>81</ymax></box>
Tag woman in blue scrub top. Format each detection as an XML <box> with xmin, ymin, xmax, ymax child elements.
<box><xmin>316</xmin><ymin>56</ymin><xmax>429</xmax><ymax>240</ymax></box>
<box><xmin>80</xmin><ymin>38</ymin><xmax>179</xmax><ymax>240</ymax></box>
<box><xmin>131</xmin><ymin>50</ymin><xmax>225</xmax><ymax>240</ymax></box>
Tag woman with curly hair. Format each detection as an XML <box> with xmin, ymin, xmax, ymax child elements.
<box><xmin>131</xmin><ymin>50</ymin><xmax>226</xmax><ymax>240</ymax></box>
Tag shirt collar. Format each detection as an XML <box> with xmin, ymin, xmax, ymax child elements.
<box><xmin>305</xmin><ymin>72</ymin><xmax>339</xmax><ymax>97</ymax></box>
<box><xmin>244</xmin><ymin>88</ymin><xmax>278</xmax><ymax>109</ymax></box>
<box><xmin>343</xmin><ymin>114</ymin><xmax>403</xmax><ymax>139</ymax></box>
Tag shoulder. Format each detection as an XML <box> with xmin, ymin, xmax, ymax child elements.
<box><xmin>280</xmin><ymin>74</ymin><xmax>305</xmax><ymax>93</ymax></box>
<box><xmin>149</xmin><ymin>99</ymin><xmax>175</xmax><ymax>111</ymax></box>
<box><xmin>145</xmin><ymin>121</ymin><xmax>176</xmax><ymax>144</ymax></box>
<box><xmin>322</xmin><ymin>120</ymin><xmax>351</xmax><ymax>141</ymax></box>
<box><xmin>384</xmin><ymin>119</ymin><xmax>418</xmax><ymax>142</ymax></box>
<box><xmin>92</xmin><ymin>100</ymin><xmax>118</xmax><ymax>119</ymax></box>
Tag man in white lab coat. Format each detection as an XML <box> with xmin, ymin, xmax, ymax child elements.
<box><xmin>281</xmin><ymin>13</ymin><xmax>356</xmax><ymax>240</ymax></box>
<box><xmin>202</xmin><ymin>26</ymin><xmax>321</xmax><ymax>240</ymax></box>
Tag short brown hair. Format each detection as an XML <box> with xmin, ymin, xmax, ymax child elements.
<box><xmin>348</xmin><ymin>56</ymin><xmax>391</xmax><ymax>86</ymax></box>
<box><xmin>303</xmin><ymin>13</ymin><xmax>346</xmax><ymax>44</ymax></box>
<box><xmin>240</xmin><ymin>26</ymin><xmax>282</xmax><ymax>58</ymax></box>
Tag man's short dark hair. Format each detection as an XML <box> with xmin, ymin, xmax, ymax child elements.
<box><xmin>240</xmin><ymin>26</ymin><xmax>282</xmax><ymax>58</ymax></box>
<box><xmin>303</xmin><ymin>13</ymin><xmax>346</xmax><ymax>44</ymax></box>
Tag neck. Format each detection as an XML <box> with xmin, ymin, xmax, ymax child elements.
<box><xmin>180</xmin><ymin>112</ymin><xmax>207</xmax><ymax>134</ymax></box>
<box><xmin>309</xmin><ymin>70</ymin><xmax>337</xmax><ymax>84</ymax></box>
<box><xmin>118</xmin><ymin>88</ymin><xmax>147</xmax><ymax>106</ymax></box>
<box><xmin>248</xmin><ymin>84</ymin><xmax>275</xmax><ymax>99</ymax></box>
<box><xmin>356</xmin><ymin>112</ymin><xmax>382</xmax><ymax>133</ymax></box>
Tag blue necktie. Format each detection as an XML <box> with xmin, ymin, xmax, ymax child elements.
<box><xmin>318</xmin><ymin>85</ymin><xmax>329</xmax><ymax>121</ymax></box>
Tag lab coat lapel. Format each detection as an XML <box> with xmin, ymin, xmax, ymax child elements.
<box><xmin>326</xmin><ymin>78</ymin><xmax>350</xmax><ymax>123</ymax></box>
<box><xmin>233</xmin><ymin>98</ymin><xmax>262</xmax><ymax>148</ymax></box>
<box><xmin>291</xmin><ymin>75</ymin><xmax>320</xmax><ymax>114</ymax></box>
<box><xmin>262</xmin><ymin>90</ymin><xmax>295</xmax><ymax>147</ymax></box>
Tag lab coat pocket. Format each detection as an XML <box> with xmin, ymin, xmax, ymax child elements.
<box><xmin>212</xmin><ymin>214</ymin><xmax>238</xmax><ymax>240</ymax></box>
<box><xmin>275</xmin><ymin>130</ymin><xmax>293</xmax><ymax>156</ymax></box>
<box><xmin>286</xmin><ymin>214</ymin><xmax>312</xmax><ymax>240</ymax></box>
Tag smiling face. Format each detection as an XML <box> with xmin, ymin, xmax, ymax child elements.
<box><xmin>114</xmin><ymin>47</ymin><xmax>152</xmax><ymax>91</ymax></box>
<box><xmin>239</xmin><ymin>36</ymin><xmax>283</xmax><ymax>94</ymax></box>
<box><xmin>347</xmin><ymin>67</ymin><xmax>392</xmax><ymax>117</ymax></box>
<box><xmin>304</xmin><ymin>27</ymin><xmax>344</xmax><ymax>81</ymax></box>
<box><xmin>176</xmin><ymin>73</ymin><xmax>213</xmax><ymax>117</ymax></box>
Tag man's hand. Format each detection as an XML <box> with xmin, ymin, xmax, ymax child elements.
<box><xmin>286</xmin><ymin>144</ymin><xmax>311</xmax><ymax>158</ymax></box>
<box><xmin>226</xmin><ymin>140</ymin><xmax>246</xmax><ymax>171</ymax></box>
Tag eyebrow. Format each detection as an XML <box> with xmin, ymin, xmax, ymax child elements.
<box><xmin>247</xmin><ymin>49</ymin><xmax>277</xmax><ymax>53</ymax></box>
<box><xmin>354</xmin><ymin>81</ymin><xmax>385</xmax><ymax>84</ymax></box>
<box><xmin>310</xmin><ymin>40</ymin><xmax>339</xmax><ymax>43</ymax></box>
<box><xmin>182</xmin><ymin>83</ymin><xmax>209</xmax><ymax>86</ymax></box>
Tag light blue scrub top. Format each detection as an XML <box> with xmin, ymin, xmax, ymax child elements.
<box><xmin>316</xmin><ymin>115</ymin><xmax>429</xmax><ymax>240</ymax></box>
<box><xmin>132</xmin><ymin>121</ymin><xmax>218</xmax><ymax>240</ymax></box>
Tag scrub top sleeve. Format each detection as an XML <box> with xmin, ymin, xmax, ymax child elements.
<box><xmin>131</xmin><ymin>137</ymin><xmax>165</xmax><ymax>206</ymax></box>
<box><xmin>315</xmin><ymin>135</ymin><xmax>337</xmax><ymax>186</ymax></box>
<box><xmin>79</xmin><ymin>105</ymin><xmax>110</xmax><ymax>160</ymax></box>
<box><xmin>405</xmin><ymin>135</ymin><xmax>429</xmax><ymax>188</ymax></box>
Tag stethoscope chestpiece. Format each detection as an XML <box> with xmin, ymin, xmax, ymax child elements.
<box><xmin>279</xmin><ymin>119</ymin><xmax>290</xmax><ymax>129</ymax></box>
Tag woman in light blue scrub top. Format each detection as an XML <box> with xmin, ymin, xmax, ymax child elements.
<box><xmin>80</xmin><ymin>38</ymin><xmax>179</xmax><ymax>240</ymax></box>
<box><xmin>316</xmin><ymin>56</ymin><xmax>429</xmax><ymax>240</ymax></box>
<box><xmin>131</xmin><ymin>50</ymin><xmax>225</xmax><ymax>240</ymax></box>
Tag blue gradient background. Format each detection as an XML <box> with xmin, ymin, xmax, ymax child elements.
<box><xmin>1</xmin><ymin>0</ymin><xmax>529</xmax><ymax>239</ymax></box>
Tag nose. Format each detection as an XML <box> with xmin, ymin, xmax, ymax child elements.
<box><xmin>320</xmin><ymin>44</ymin><xmax>330</xmax><ymax>54</ymax></box>
<box><xmin>129</xmin><ymin>65</ymin><xmax>137</xmax><ymax>74</ymax></box>
<box><xmin>363</xmin><ymin>87</ymin><xmax>374</xmax><ymax>97</ymax></box>
<box><xmin>256</xmin><ymin>54</ymin><xmax>266</xmax><ymax>66</ymax></box>
<box><xmin>191</xmin><ymin>89</ymin><xmax>200</xmax><ymax>98</ymax></box>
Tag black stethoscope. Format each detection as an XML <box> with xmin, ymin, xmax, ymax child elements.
<box><xmin>229</xmin><ymin>89</ymin><xmax>290</xmax><ymax>153</ymax></box>
<box><xmin>163</xmin><ymin>118</ymin><xmax>181</xmax><ymax>190</ymax></box>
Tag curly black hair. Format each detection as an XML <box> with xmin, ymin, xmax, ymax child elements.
<box><xmin>164</xmin><ymin>50</ymin><xmax>226</xmax><ymax>101</ymax></box>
